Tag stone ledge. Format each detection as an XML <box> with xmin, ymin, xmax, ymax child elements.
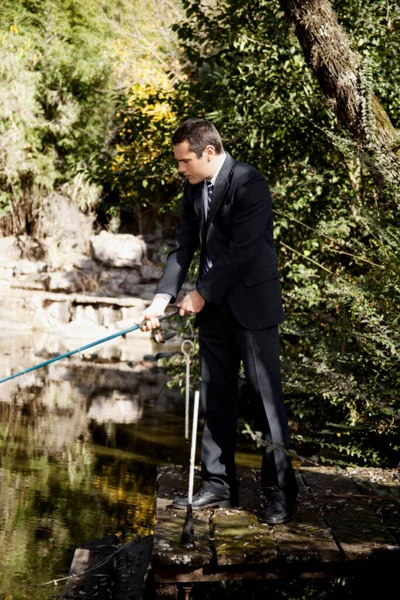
<box><xmin>0</xmin><ymin>286</ymin><xmax>150</xmax><ymax>307</ymax></box>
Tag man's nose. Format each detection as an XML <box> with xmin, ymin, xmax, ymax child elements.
<box><xmin>178</xmin><ymin>163</ymin><xmax>186</xmax><ymax>173</ymax></box>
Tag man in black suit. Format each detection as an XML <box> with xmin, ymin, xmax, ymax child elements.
<box><xmin>141</xmin><ymin>119</ymin><xmax>298</xmax><ymax>524</ymax></box>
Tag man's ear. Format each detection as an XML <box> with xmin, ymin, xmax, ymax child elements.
<box><xmin>204</xmin><ymin>145</ymin><xmax>216</xmax><ymax>159</ymax></box>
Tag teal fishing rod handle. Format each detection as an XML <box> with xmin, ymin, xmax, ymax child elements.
<box><xmin>0</xmin><ymin>308</ymin><xmax>178</xmax><ymax>385</ymax></box>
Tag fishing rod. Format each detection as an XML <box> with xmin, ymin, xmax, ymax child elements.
<box><xmin>181</xmin><ymin>339</ymin><xmax>195</xmax><ymax>473</ymax></box>
<box><xmin>180</xmin><ymin>388</ymin><xmax>200</xmax><ymax>549</ymax></box>
<box><xmin>0</xmin><ymin>309</ymin><xmax>178</xmax><ymax>385</ymax></box>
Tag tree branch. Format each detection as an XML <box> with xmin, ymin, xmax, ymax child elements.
<box><xmin>279</xmin><ymin>0</ymin><xmax>400</xmax><ymax>185</ymax></box>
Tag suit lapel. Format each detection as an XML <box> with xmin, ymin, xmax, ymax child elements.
<box><xmin>187</xmin><ymin>153</ymin><xmax>236</xmax><ymax>244</ymax></box>
<box><xmin>190</xmin><ymin>182</ymin><xmax>204</xmax><ymax>243</ymax></box>
<box><xmin>207</xmin><ymin>153</ymin><xmax>236</xmax><ymax>226</ymax></box>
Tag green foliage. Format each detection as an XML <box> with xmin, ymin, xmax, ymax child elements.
<box><xmin>164</xmin><ymin>0</ymin><xmax>400</xmax><ymax>467</ymax></box>
<box><xmin>99</xmin><ymin>0</ymin><xmax>186</xmax><ymax>231</ymax></box>
<box><xmin>0</xmin><ymin>0</ymin><xmax>115</xmax><ymax>234</ymax></box>
<box><xmin>333</xmin><ymin>0</ymin><xmax>400</xmax><ymax>125</ymax></box>
<box><xmin>105</xmin><ymin>82</ymin><xmax>184</xmax><ymax>227</ymax></box>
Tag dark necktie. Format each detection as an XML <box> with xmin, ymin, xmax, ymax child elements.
<box><xmin>205</xmin><ymin>180</ymin><xmax>213</xmax><ymax>220</ymax></box>
<box><xmin>201</xmin><ymin>180</ymin><xmax>214</xmax><ymax>277</ymax></box>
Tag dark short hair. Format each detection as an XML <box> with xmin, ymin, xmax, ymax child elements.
<box><xmin>172</xmin><ymin>119</ymin><xmax>224</xmax><ymax>157</ymax></box>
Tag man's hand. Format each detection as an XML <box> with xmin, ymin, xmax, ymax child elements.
<box><xmin>177</xmin><ymin>290</ymin><xmax>205</xmax><ymax>316</ymax></box>
<box><xmin>139</xmin><ymin>296</ymin><xmax>170</xmax><ymax>331</ymax></box>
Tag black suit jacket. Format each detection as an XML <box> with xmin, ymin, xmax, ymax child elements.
<box><xmin>156</xmin><ymin>153</ymin><xmax>284</xmax><ymax>329</ymax></box>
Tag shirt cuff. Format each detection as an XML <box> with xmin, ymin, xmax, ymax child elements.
<box><xmin>154</xmin><ymin>293</ymin><xmax>172</xmax><ymax>302</ymax></box>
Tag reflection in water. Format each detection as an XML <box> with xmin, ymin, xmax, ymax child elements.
<box><xmin>88</xmin><ymin>392</ymin><xmax>143</xmax><ymax>424</ymax></box>
<box><xmin>0</xmin><ymin>333</ymin><xmax>260</xmax><ymax>599</ymax></box>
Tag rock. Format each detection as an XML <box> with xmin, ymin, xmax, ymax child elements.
<box><xmin>91</xmin><ymin>231</ymin><xmax>146</xmax><ymax>267</ymax></box>
<box><xmin>43</xmin><ymin>299</ymin><xmax>71</xmax><ymax>326</ymax></box>
<box><xmin>47</xmin><ymin>271</ymin><xmax>78</xmax><ymax>293</ymax></box>
<box><xmin>14</xmin><ymin>259</ymin><xmax>47</xmax><ymax>275</ymax></box>
<box><xmin>116</xmin><ymin>305</ymin><xmax>148</xmax><ymax>329</ymax></box>
<box><xmin>73</xmin><ymin>304</ymin><xmax>100</xmax><ymax>325</ymax></box>
<box><xmin>0</xmin><ymin>262</ymin><xmax>16</xmax><ymax>280</ymax></box>
<box><xmin>98</xmin><ymin>306</ymin><xmax>123</xmax><ymax>328</ymax></box>
<box><xmin>73</xmin><ymin>257</ymin><xmax>101</xmax><ymax>272</ymax></box>
<box><xmin>140</xmin><ymin>264</ymin><xmax>163</xmax><ymax>281</ymax></box>
<box><xmin>62</xmin><ymin>536</ymin><xmax>118</xmax><ymax>600</ymax></box>
<box><xmin>145</xmin><ymin>240</ymin><xmax>175</xmax><ymax>264</ymax></box>
<box><xmin>12</xmin><ymin>276</ymin><xmax>47</xmax><ymax>291</ymax></box>
<box><xmin>17</xmin><ymin>235</ymin><xmax>45</xmax><ymax>259</ymax></box>
<box><xmin>37</xmin><ymin>192</ymin><xmax>95</xmax><ymax>256</ymax></box>
<box><xmin>0</xmin><ymin>231</ymin><xmax>190</xmax><ymax>336</ymax></box>
<box><xmin>62</xmin><ymin>535</ymin><xmax>153</xmax><ymax>600</ymax></box>
<box><xmin>112</xmin><ymin>536</ymin><xmax>154</xmax><ymax>600</ymax></box>
<box><xmin>0</xmin><ymin>236</ymin><xmax>22</xmax><ymax>260</ymax></box>
<box><xmin>97</xmin><ymin>267</ymin><xmax>141</xmax><ymax>296</ymax></box>
<box><xmin>131</xmin><ymin>283</ymin><xmax>159</xmax><ymax>301</ymax></box>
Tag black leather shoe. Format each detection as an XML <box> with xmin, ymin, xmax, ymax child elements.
<box><xmin>172</xmin><ymin>487</ymin><xmax>231</xmax><ymax>510</ymax></box>
<box><xmin>260</xmin><ymin>487</ymin><xmax>297</xmax><ymax>525</ymax></box>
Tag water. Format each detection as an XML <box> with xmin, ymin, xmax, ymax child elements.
<box><xmin>0</xmin><ymin>333</ymin><xmax>261</xmax><ymax>599</ymax></box>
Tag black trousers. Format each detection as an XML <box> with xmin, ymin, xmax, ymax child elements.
<box><xmin>198</xmin><ymin>303</ymin><xmax>295</xmax><ymax>499</ymax></box>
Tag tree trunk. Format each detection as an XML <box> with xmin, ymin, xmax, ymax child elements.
<box><xmin>279</xmin><ymin>0</ymin><xmax>400</xmax><ymax>185</ymax></box>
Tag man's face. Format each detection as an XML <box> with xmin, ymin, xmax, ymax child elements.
<box><xmin>173</xmin><ymin>141</ymin><xmax>216</xmax><ymax>184</ymax></box>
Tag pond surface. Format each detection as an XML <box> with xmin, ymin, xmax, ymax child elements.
<box><xmin>0</xmin><ymin>333</ymin><xmax>261</xmax><ymax>599</ymax></box>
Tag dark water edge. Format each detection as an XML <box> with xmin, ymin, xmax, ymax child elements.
<box><xmin>0</xmin><ymin>333</ymin><xmax>261</xmax><ymax>599</ymax></box>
